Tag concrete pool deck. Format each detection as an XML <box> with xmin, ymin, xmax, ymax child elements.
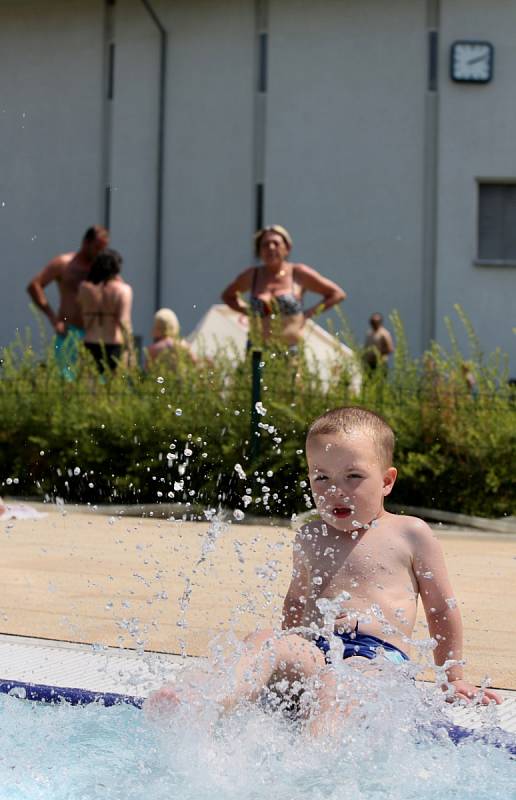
<box><xmin>0</xmin><ymin>503</ymin><xmax>515</xmax><ymax>691</ymax></box>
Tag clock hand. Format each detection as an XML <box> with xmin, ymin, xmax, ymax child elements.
<box><xmin>467</xmin><ymin>53</ymin><xmax>488</xmax><ymax>66</ymax></box>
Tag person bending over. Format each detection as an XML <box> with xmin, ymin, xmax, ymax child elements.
<box><xmin>149</xmin><ymin>406</ymin><xmax>501</xmax><ymax>727</ymax></box>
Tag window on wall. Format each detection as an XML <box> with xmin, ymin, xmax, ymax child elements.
<box><xmin>477</xmin><ymin>182</ymin><xmax>516</xmax><ymax>264</ymax></box>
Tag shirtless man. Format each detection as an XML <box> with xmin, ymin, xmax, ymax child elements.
<box><xmin>27</xmin><ymin>226</ymin><xmax>109</xmax><ymax>374</ymax></box>
<box><xmin>363</xmin><ymin>312</ymin><xmax>394</xmax><ymax>370</ymax></box>
<box><xmin>149</xmin><ymin>406</ymin><xmax>501</xmax><ymax>726</ymax></box>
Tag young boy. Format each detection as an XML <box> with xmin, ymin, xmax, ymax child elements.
<box><xmin>149</xmin><ymin>406</ymin><xmax>501</xmax><ymax>719</ymax></box>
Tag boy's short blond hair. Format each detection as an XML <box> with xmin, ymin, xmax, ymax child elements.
<box><xmin>154</xmin><ymin>308</ymin><xmax>179</xmax><ymax>338</ymax></box>
<box><xmin>307</xmin><ymin>406</ymin><xmax>395</xmax><ymax>469</ymax></box>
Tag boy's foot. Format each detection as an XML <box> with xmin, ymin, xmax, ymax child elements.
<box><xmin>144</xmin><ymin>684</ymin><xmax>183</xmax><ymax>715</ymax></box>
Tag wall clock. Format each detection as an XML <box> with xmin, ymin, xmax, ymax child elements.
<box><xmin>450</xmin><ymin>41</ymin><xmax>494</xmax><ymax>83</ymax></box>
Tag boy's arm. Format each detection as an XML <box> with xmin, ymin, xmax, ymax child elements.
<box><xmin>412</xmin><ymin>521</ymin><xmax>501</xmax><ymax>704</ymax></box>
<box><xmin>282</xmin><ymin>533</ymin><xmax>311</xmax><ymax>631</ymax></box>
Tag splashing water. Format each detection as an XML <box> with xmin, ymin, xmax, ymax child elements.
<box><xmin>0</xmin><ymin>656</ymin><xmax>513</xmax><ymax>800</ymax></box>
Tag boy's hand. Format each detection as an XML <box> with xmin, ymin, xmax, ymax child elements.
<box><xmin>449</xmin><ymin>679</ymin><xmax>503</xmax><ymax>705</ymax></box>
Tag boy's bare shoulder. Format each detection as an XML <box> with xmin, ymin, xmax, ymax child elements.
<box><xmin>383</xmin><ymin>511</ymin><xmax>436</xmax><ymax>547</ymax></box>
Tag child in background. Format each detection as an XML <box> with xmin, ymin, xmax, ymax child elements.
<box><xmin>149</xmin><ymin>406</ymin><xmax>501</xmax><ymax>725</ymax></box>
<box><xmin>145</xmin><ymin>308</ymin><xmax>196</xmax><ymax>370</ymax></box>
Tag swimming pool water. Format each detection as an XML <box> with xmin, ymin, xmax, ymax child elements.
<box><xmin>0</xmin><ymin>684</ymin><xmax>514</xmax><ymax>800</ymax></box>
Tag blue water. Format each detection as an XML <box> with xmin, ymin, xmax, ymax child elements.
<box><xmin>0</xmin><ymin>678</ymin><xmax>514</xmax><ymax>800</ymax></box>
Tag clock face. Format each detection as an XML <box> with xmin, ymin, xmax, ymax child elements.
<box><xmin>451</xmin><ymin>41</ymin><xmax>493</xmax><ymax>83</ymax></box>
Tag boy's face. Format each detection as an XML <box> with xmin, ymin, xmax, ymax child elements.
<box><xmin>306</xmin><ymin>431</ymin><xmax>397</xmax><ymax>533</ymax></box>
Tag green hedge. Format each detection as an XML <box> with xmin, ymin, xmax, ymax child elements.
<box><xmin>1</xmin><ymin>308</ymin><xmax>514</xmax><ymax>519</ymax></box>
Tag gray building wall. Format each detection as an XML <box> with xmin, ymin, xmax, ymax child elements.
<box><xmin>436</xmin><ymin>1</ymin><xmax>516</xmax><ymax>365</ymax></box>
<box><xmin>0</xmin><ymin>0</ymin><xmax>105</xmax><ymax>347</ymax></box>
<box><xmin>157</xmin><ymin>0</ymin><xmax>256</xmax><ymax>329</ymax></box>
<box><xmin>109</xmin><ymin>0</ymin><xmax>161</xmax><ymax>345</ymax></box>
<box><xmin>0</xmin><ymin>0</ymin><xmax>514</xmax><ymax>371</ymax></box>
<box><xmin>265</xmin><ymin>0</ymin><xmax>427</xmax><ymax>351</ymax></box>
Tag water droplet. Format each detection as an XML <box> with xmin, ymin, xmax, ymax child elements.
<box><xmin>175</xmin><ymin>408</ymin><xmax>182</xmax><ymax>416</ymax></box>
<box><xmin>73</xmin><ymin>467</ymin><xmax>81</xmax><ymax>476</ymax></box>
<box><xmin>156</xmin><ymin>376</ymin><xmax>165</xmax><ymax>384</ymax></box>
<box><xmin>234</xmin><ymin>463</ymin><xmax>246</xmax><ymax>480</ymax></box>
<box><xmin>233</xmin><ymin>509</ymin><xmax>245</xmax><ymax>521</ymax></box>
<box><xmin>446</xmin><ymin>597</ymin><xmax>457</xmax><ymax>609</ymax></box>
<box><xmin>184</xmin><ymin>448</ymin><xmax>193</xmax><ymax>457</ymax></box>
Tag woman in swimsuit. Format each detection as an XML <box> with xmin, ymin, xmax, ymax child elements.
<box><xmin>221</xmin><ymin>225</ymin><xmax>346</xmax><ymax>348</ymax></box>
<box><xmin>77</xmin><ymin>249</ymin><xmax>133</xmax><ymax>373</ymax></box>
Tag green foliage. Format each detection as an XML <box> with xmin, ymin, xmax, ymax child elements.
<box><xmin>0</xmin><ymin>308</ymin><xmax>514</xmax><ymax>519</ymax></box>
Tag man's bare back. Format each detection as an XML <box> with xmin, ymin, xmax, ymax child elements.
<box><xmin>27</xmin><ymin>226</ymin><xmax>109</xmax><ymax>334</ymax></box>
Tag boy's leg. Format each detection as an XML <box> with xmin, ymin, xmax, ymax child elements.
<box><xmin>146</xmin><ymin>629</ymin><xmax>327</xmax><ymax>715</ymax></box>
<box><xmin>219</xmin><ymin>629</ymin><xmax>327</xmax><ymax>713</ymax></box>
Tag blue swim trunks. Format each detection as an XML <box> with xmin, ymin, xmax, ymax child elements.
<box><xmin>54</xmin><ymin>325</ymin><xmax>85</xmax><ymax>380</ymax></box>
<box><xmin>315</xmin><ymin>630</ymin><xmax>409</xmax><ymax>665</ymax></box>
